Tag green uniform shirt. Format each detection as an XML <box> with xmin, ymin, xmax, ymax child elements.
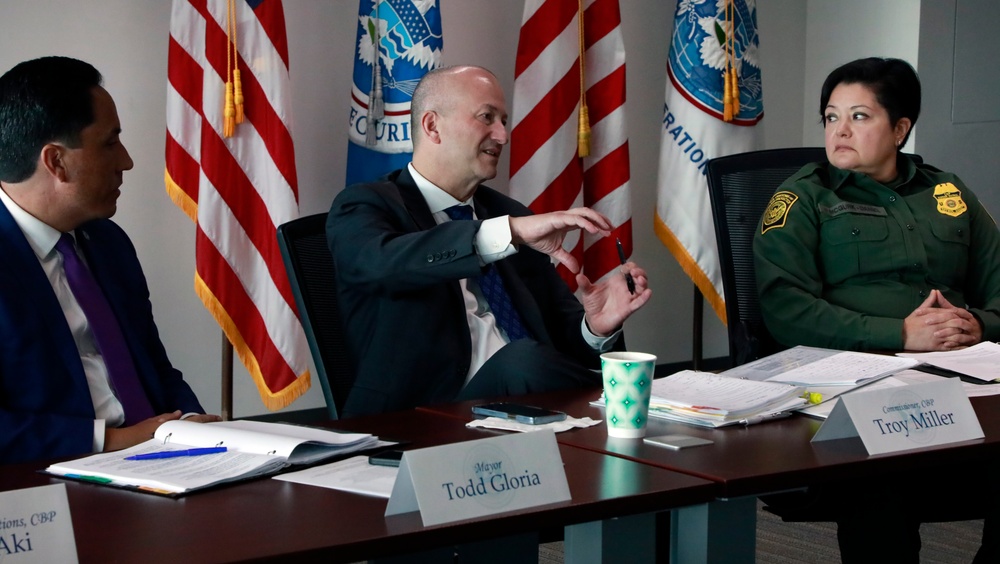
<box><xmin>753</xmin><ymin>155</ymin><xmax>1000</xmax><ymax>351</ymax></box>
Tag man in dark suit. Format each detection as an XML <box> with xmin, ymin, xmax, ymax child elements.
<box><xmin>327</xmin><ymin>66</ymin><xmax>651</xmax><ymax>416</ymax></box>
<box><xmin>0</xmin><ymin>57</ymin><xmax>218</xmax><ymax>464</ymax></box>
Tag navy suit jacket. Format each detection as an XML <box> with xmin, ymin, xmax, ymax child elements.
<box><xmin>327</xmin><ymin>168</ymin><xmax>612</xmax><ymax>416</ymax></box>
<box><xmin>0</xmin><ymin>205</ymin><xmax>204</xmax><ymax>464</ymax></box>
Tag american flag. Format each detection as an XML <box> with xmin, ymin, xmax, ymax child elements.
<box><xmin>510</xmin><ymin>0</ymin><xmax>632</xmax><ymax>290</ymax></box>
<box><xmin>164</xmin><ymin>0</ymin><xmax>311</xmax><ymax>410</ymax></box>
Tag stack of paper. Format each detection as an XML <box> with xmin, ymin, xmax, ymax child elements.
<box><xmin>46</xmin><ymin>419</ymin><xmax>381</xmax><ymax>496</ymax></box>
<box><xmin>898</xmin><ymin>341</ymin><xmax>1000</xmax><ymax>383</ymax></box>
<box><xmin>722</xmin><ymin>346</ymin><xmax>919</xmax><ymax>386</ymax></box>
<box><xmin>647</xmin><ymin>371</ymin><xmax>807</xmax><ymax>428</ymax></box>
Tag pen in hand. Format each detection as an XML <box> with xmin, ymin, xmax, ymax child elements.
<box><xmin>615</xmin><ymin>238</ymin><xmax>636</xmax><ymax>295</ymax></box>
<box><xmin>124</xmin><ymin>447</ymin><xmax>227</xmax><ymax>461</ymax></box>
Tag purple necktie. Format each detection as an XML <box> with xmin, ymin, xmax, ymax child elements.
<box><xmin>56</xmin><ymin>233</ymin><xmax>154</xmax><ymax>425</ymax></box>
<box><xmin>444</xmin><ymin>205</ymin><xmax>531</xmax><ymax>341</ymax></box>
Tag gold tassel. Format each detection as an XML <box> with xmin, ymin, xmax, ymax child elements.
<box><xmin>578</xmin><ymin>104</ymin><xmax>591</xmax><ymax>158</ymax></box>
<box><xmin>224</xmin><ymin>80</ymin><xmax>235</xmax><ymax>138</ymax></box>
<box><xmin>722</xmin><ymin>0</ymin><xmax>735</xmax><ymax>122</ymax></box>
<box><xmin>576</xmin><ymin>0</ymin><xmax>590</xmax><ymax>158</ymax></box>
<box><xmin>723</xmin><ymin>70</ymin><xmax>733</xmax><ymax>122</ymax></box>
<box><xmin>730</xmin><ymin>68</ymin><xmax>740</xmax><ymax>115</ymax></box>
<box><xmin>223</xmin><ymin>0</ymin><xmax>240</xmax><ymax>136</ymax></box>
<box><xmin>233</xmin><ymin>68</ymin><xmax>244</xmax><ymax>124</ymax></box>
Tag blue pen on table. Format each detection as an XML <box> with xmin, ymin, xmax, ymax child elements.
<box><xmin>615</xmin><ymin>237</ymin><xmax>636</xmax><ymax>295</ymax></box>
<box><xmin>124</xmin><ymin>447</ymin><xmax>227</xmax><ymax>461</ymax></box>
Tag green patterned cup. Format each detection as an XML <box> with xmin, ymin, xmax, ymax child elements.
<box><xmin>600</xmin><ymin>352</ymin><xmax>656</xmax><ymax>438</ymax></box>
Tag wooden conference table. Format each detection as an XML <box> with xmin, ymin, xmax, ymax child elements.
<box><xmin>0</xmin><ymin>408</ymin><xmax>716</xmax><ymax>564</ymax></box>
<box><xmin>422</xmin><ymin>387</ymin><xmax>1000</xmax><ymax>562</ymax></box>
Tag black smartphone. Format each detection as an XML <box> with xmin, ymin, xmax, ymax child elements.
<box><xmin>368</xmin><ymin>449</ymin><xmax>404</xmax><ymax>467</ymax></box>
<box><xmin>471</xmin><ymin>402</ymin><xmax>567</xmax><ymax>425</ymax></box>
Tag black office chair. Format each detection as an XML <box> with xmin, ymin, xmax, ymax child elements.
<box><xmin>277</xmin><ymin>213</ymin><xmax>354</xmax><ymax>419</ymax></box>
<box><xmin>708</xmin><ymin>150</ymin><xmax>930</xmax><ymax>523</ymax></box>
<box><xmin>705</xmin><ymin>148</ymin><xmax>925</xmax><ymax>368</ymax></box>
<box><xmin>705</xmin><ymin>147</ymin><xmax>827</xmax><ymax>368</ymax></box>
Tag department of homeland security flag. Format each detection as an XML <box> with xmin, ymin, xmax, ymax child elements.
<box><xmin>654</xmin><ymin>0</ymin><xmax>763</xmax><ymax>323</ymax></box>
<box><xmin>346</xmin><ymin>0</ymin><xmax>443</xmax><ymax>186</ymax></box>
<box><xmin>165</xmin><ymin>0</ymin><xmax>311</xmax><ymax>409</ymax></box>
<box><xmin>510</xmin><ymin>0</ymin><xmax>632</xmax><ymax>291</ymax></box>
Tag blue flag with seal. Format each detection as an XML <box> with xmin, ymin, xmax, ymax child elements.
<box><xmin>346</xmin><ymin>0</ymin><xmax>443</xmax><ymax>186</ymax></box>
<box><xmin>654</xmin><ymin>0</ymin><xmax>763</xmax><ymax>324</ymax></box>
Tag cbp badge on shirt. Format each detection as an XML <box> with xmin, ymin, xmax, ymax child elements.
<box><xmin>762</xmin><ymin>191</ymin><xmax>798</xmax><ymax>234</ymax></box>
<box><xmin>933</xmin><ymin>182</ymin><xmax>968</xmax><ymax>217</ymax></box>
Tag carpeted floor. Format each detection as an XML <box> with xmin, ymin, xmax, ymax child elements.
<box><xmin>536</xmin><ymin>500</ymin><xmax>984</xmax><ymax>563</ymax></box>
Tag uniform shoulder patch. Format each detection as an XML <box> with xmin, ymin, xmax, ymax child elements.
<box><xmin>761</xmin><ymin>191</ymin><xmax>799</xmax><ymax>234</ymax></box>
<box><xmin>933</xmin><ymin>182</ymin><xmax>967</xmax><ymax>217</ymax></box>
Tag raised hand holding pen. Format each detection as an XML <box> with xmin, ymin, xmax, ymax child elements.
<box><xmin>577</xmin><ymin>258</ymin><xmax>652</xmax><ymax>337</ymax></box>
<box><xmin>616</xmin><ymin>238</ymin><xmax>636</xmax><ymax>295</ymax></box>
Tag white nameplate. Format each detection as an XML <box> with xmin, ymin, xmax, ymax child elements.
<box><xmin>0</xmin><ymin>483</ymin><xmax>78</xmax><ymax>563</ymax></box>
<box><xmin>812</xmin><ymin>378</ymin><xmax>983</xmax><ymax>455</ymax></box>
<box><xmin>385</xmin><ymin>429</ymin><xmax>570</xmax><ymax>526</ymax></box>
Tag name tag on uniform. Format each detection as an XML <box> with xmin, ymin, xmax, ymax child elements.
<box><xmin>0</xmin><ymin>483</ymin><xmax>77</xmax><ymax>563</ymax></box>
<box><xmin>385</xmin><ymin>430</ymin><xmax>570</xmax><ymax>526</ymax></box>
<box><xmin>818</xmin><ymin>202</ymin><xmax>887</xmax><ymax>217</ymax></box>
<box><xmin>812</xmin><ymin>378</ymin><xmax>983</xmax><ymax>455</ymax></box>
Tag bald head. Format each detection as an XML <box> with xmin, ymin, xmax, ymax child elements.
<box><xmin>407</xmin><ymin>65</ymin><xmax>508</xmax><ymax>200</ymax></box>
<box><xmin>410</xmin><ymin>65</ymin><xmax>499</xmax><ymax>150</ymax></box>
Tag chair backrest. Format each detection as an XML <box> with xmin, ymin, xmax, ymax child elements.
<box><xmin>706</xmin><ymin>148</ymin><xmax>827</xmax><ymax>367</ymax></box>
<box><xmin>276</xmin><ymin>213</ymin><xmax>353</xmax><ymax>419</ymax></box>
<box><xmin>706</xmin><ymin>148</ymin><xmax>923</xmax><ymax>367</ymax></box>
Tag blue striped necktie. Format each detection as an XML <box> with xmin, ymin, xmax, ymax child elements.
<box><xmin>56</xmin><ymin>234</ymin><xmax>155</xmax><ymax>425</ymax></box>
<box><xmin>444</xmin><ymin>205</ymin><xmax>531</xmax><ymax>341</ymax></box>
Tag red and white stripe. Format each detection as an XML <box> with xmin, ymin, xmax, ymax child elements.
<box><xmin>510</xmin><ymin>0</ymin><xmax>632</xmax><ymax>290</ymax></box>
<box><xmin>165</xmin><ymin>0</ymin><xmax>310</xmax><ymax>410</ymax></box>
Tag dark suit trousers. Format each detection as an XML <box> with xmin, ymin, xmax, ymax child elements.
<box><xmin>455</xmin><ymin>339</ymin><xmax>602</xmax><ymax>401</ymax></box>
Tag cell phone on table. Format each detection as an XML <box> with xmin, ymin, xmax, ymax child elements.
<box><xmin>368</xmin><ymin>449</ymin><xmax>404</xmax><ymax>467</ymax></box>
<box><xmin>471</xmin><ymin>402</ymin><xmax>567</xmax><ymax>425</ymax></box>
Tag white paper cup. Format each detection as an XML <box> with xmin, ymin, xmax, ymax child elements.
<box><xmin>600</xmin><ymin>351</ymin><xmax>656</xmax><ymax>438</ymax></box>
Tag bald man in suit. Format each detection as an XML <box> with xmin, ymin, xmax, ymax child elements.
<box><xmin>328</xmin><ymin>66</ymin><xmax>651</xmax><ymax>416</ymax></box>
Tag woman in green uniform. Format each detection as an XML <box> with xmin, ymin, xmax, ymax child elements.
<box><xmin>754</xmin><ymin>57</ymin><xmax>1000</xmax><ymax>563</ymax></box>
<box><xmin>754</xmin><ymin>57</ymin><xmax>1000</xmax><ymax>352</ymax></box>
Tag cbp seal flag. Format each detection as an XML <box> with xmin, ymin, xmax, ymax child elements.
<box><xmin>655</xmin><ymin>0</ymin><xmax>764</xmax><ymax>324</ymax></box>
<box><xmin>346</xmin><ymin>0</ymin><xmax>443</xmax><ymax>186</ymax></box>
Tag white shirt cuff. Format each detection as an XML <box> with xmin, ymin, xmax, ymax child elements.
<box><xmin>475</xmin><ymin>215</ymin><xmax>517</xmax><ymax>264</ymax></box>
<box><xmin>93</xmin><ymin>419</ymin><xmax>106</xmax><ymax>453</ymax></box>
<box><xmin>581</xmin><ymin>318</ymin><xmax>621</xmax><ymax>352</ymax></box>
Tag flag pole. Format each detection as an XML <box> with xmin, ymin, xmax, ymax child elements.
<box><xmin>692</xmin><ymin>285</ymin><xmax>703</xmax><ymax>370</ymax></box>
<box><xmin>221</xmin><ymin>332</ymin><xmax>233</xmax><ymax>421</ymax></box>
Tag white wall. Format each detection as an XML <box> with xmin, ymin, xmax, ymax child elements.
<box><xmin>802</xmin><ymin>0</ymin><xmax>921</xmax><ymax>149</ymax></box>
<box><xmin>0</xmin><ymin>0</ymin><xmax>813</xmax><ymax>418</ymax></box>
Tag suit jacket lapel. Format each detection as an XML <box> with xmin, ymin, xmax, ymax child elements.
<box><xmin>393</xmin><ymin>168</ymin><xmax>438</xmax><ymax>231</ymax></box>
<box><xmin>0</xmin><ymin>204</ymin><xmax>91</xmax><ymax>385</ymax></box>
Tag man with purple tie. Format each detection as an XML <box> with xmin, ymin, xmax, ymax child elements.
<box><xmin>0</xmin><ymin>56</ymin><xmax>218</xmax><ymax>464</ymax></box>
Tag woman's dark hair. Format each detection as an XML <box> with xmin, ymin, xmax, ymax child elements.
<box><xmin>819</xmin><ymin>57</ymin><xmax>921</xmax><ymax>147</ymax></box>
<box><xmin>0</xmin><ymin>57</ymin><xmax>103</xmax><ymax>183</ymax></box>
